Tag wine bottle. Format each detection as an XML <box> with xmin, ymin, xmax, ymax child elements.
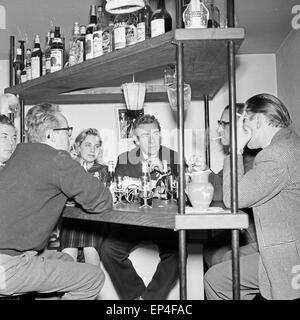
<box><xmin>25</xmin><ymin>48</ymin><xmax>32</xmax><ymax>81</ymax></box>
<box><xmin>137</xmin><ymin>0</ymin><xmax>153</xmax><ymax>42</ymax></box>
<box><xmin>102</xmin><ymin>19</ymin><xmax>114</xmax><ymax>54</ymax></box>
<box><xmin>113</xmin><ymin>14</ymin><xmax>128</xmax><ymax>50</ymax></box>
<box><xmin>44</xmin><ymin>32</ymin><xmax>52</xmax><ymax>74</ymax></box>
<box><xmin>50</xmin><ymin>26</ymin><xmax>64</xmax><ymax>73</ymax></box>
<box><xmin>150</xmin><ymin>0</ymin><xmax>172</xmax><ymax>38</ymax></box>
<box><xmin>93</xmin><ymin>5</ymin><xmax>106</xmax><ymax>58</ymax></box>
<box><xmin>85</xmin><ymin>5</ymin><xmax>97</xmax><ymax>60</ymax></box>
<box><xmin>126</xmin><ymin>13</ymin><xmax>137</xmax><ymax>46</ymax></box>
<box><xmin>79</xmin><ymin>25</ymin><xmax>86</xmax><ymax>62</ymax></box>
<box><xmin>31</xmin><ymin>35</ymin><xmax>43</xmax><ymax>79</ymax></box>
<box><xmin>13</xmin><ymin>48</ymin><xmax>25</xmax><ymax>85</ymax></box>
<box><xmin>68</xmin><ymin>22</ymin><xmax>80</xmax><ymax>66</ymax></box>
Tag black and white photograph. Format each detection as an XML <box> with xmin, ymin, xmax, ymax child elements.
<box><xmin>0</xmin><ymin>0</ymin><xmax>300</xmax><ymax>309</ymax></box>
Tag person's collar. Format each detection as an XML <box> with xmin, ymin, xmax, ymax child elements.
<box><xmin>270</xmin><ymin>127</ymin><xmax>292</xmax><ymax>144</ymax></box>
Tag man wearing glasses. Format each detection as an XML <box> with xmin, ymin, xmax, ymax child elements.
<box><xmin>0</xmin><ymin>103</ymin><xmax>113</xmax><ymax>300</ymax></box>
<box><xmin>204</xmin><ymin>103</ymin><xmax>259</xmax><ymax>269</ymax></box>
<box><xmin>100</xmin><ymin>114</ymin><xmax>179</xmax><ymax>300</ymax></box>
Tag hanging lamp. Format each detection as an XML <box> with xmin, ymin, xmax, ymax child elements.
<box><xmin>105</xmin><ymin>0</ymin><xmax>145</xmax><ymax>14</ymax></box>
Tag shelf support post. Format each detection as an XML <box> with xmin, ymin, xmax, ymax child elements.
<box><xmin>19</xmin><ymin>97</ymin><xmax>26</xmax><ymax>143</ymax></box>
<box><xmin>227</xmin><ymin>0</ymin><xmax>241</xmax><ymax>301</ymax></box>
<box><xmin>176</xmin><ymin>38</ymin><xmax>187</xmax><ymax>300</ymax></box>
<box><xmin>9</xmin><ymin>36</ymin><xmax>15</xmax><ymax>87</ymax></box>
<box><xmin>204</xmin><ymin>95</ymin><xmax>211</xmax><ymax>168</ymax></box>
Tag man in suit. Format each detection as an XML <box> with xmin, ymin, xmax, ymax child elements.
<box><xmin>204</xmin><ymin>93</ymin><xmax>300</xmax><ymax>300</ymax></box>
<box><xmin>100</xmin><ymin>114</ymin><xmax>179</xmax><ymax>300</ymax></box>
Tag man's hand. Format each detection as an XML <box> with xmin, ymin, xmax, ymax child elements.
<box><xmin>148</xmin><ymin>157</ymin><xmax>163</xmax><ymax>173</ymax></box>
<box><xmin>237</xmin><ymin>112</ymin><xmax>252</xmax><ymax>154</ymax></box>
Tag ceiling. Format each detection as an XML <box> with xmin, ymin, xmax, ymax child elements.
<box><xmin>0</xmin><ymin>0</ymin><xmax>298</xmax><ymax>59</ymax></box>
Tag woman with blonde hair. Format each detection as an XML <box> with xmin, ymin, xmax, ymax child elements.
<box><xmin>60</xmin><ymin>128</ymin><xmax>109</xmax><ymax>269</ymax></box>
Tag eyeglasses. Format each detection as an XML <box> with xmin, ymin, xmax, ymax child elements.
<box><xmin>217</xmin><ymin>120</ymin><xmax>230</xmax><ymax>128</ymax></box>
<box><xmin>53</xmin><ymin>127</ymin><xmax>73</xmax><ymax>137</ymax></box>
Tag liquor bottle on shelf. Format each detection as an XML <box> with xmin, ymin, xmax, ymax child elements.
<box><xmin>18</xmin><ymin>40</ymin><xmax>25</xmax><ymax>66</ymax></box>
<box><xmin>25</xmin><ymin>48</ymin><xmax>32</xmax><ymax>81</ymax></box>
<box><xmin>31</xmin><ymin>35</ymin><xmax>43</xmax><ymax>79</ymax></box>
<box><xmin>68</xmin><ymin>22</ymin><xmax>81</xmax><ymax>66</ymax></box>
<box><xmin>139</xmin><ymin>160</ymin><xmax>153</xmax><ymax>208</ymax></box>
<box><xmin>79</xmin><ymin>25</ymin><xmax>86</xmax><ymax>62</ymax></box>
<box><xmin>93</xmin><ymin>4</ymin><xmax>106</xmax><ymax>58</ymax></box>
<box><xmin>126</xmin><ymin>13</ymin><xmax>137</xmax><ymax>46</ymax></box>
<box><xmin>44</xmin><ymin>32</ymin><xmax>52</xmax><ymax>74</ymax></box>
<box><xmin>13</xmin><ymin>48</ymin><xmax>25</xmax><ymax>85</ymax></box>
<box><xmin>85</xmin><ymin>4</ymin><xmax>97</xmax><ymax>60</ymax></box>
<box><xmin>205</xmin><ymin>0</ymin><xmax>220</xmax><ymax>28</ymax></box>
<box><xmin>102</xmin><ymin>19</ymin><xmax>114</xmax><ymax>54</ymax></box>
<box><xmin>150</xmin><ymin>0</ymin><xmax>172</xmax><ymax>38</ymax></box>
<box><xmin>113</xmin><ymin>13</ymin><xmax>128</xmax><ymax>50</ymax></box>
<box><xmin>137</xmin><ymin>0</ymin><xmax>153</xmax><ymax>42</ymax></box>
<box><xmin>50</xmin><ymin>26</ymin><xmax>64</xmax><ymax>73</ymax></box>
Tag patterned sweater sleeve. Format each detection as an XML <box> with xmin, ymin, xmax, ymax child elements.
<box><xmin>223</xmin><ymin>149</ymin><xmax>288</xmax><ymax>209</ymax></box>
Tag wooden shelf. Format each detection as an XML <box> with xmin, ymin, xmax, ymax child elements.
<box><xmin>27</xmin><ymin>84</ymin><xmax>204</xmax><ymax>105</ymax></box>
<box><xmin>4</xmin><ymin>28</ymin><xmax>244</xmax><ymax>104</ymax></box>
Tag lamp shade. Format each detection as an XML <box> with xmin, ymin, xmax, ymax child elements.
<box><xmin>106</xmin><ymin>0</ymin><xmax>145</xmax><ymax>14</ymax></box>
<box><xmin>122</xmin><ymin>82</ymin><xmax>146</xmax><ymax>111</ymax></box>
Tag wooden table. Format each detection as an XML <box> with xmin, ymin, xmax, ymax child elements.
<box><xmin>62</xmin><ymin>199</ymin><xmax>249</xmax><ymax>231</ymax></box>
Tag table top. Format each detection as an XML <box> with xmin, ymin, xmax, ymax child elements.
<box><xmin>62</xmin><ymin>199</ymin><xmax>249</xmax><ymax>231</ymax></box>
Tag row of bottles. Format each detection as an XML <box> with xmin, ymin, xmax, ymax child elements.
<box><xmin>13</xmin><ymin>0</ymin><xmax>172</xmax><ymax>84</ymax></box>
<box><xmin>13</xmin><ymin>0</ymin><xmax>221</xmax><ymax>85</ymax></box>
<box><xmin>13</xmin><ymin>25</ymin><xmax>66</xmax><ymax>85</ymax></box>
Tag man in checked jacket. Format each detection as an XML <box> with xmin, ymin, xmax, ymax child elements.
<box><xmin>204</xmin><ymin>93</ymin><xmax>300</xmax><ymax>300</ymax></box>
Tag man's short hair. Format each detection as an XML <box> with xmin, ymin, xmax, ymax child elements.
<box><xmin>0</xmin><ymin>115</ymin><xmax>15</xmax><ymax>127</ymax></box>
<box><xmin>132</xmin><ymin>114</ymin><xmax>161</xmax><ymax>133</ymax></box>
<box><xmin>245</xmin><ymin>93</ymin><xmax>292</xmax><ymax>128</ymax></box>
<box><xmin>25</xmin><ymin>103</ymin><xmax>62</xmax><ymax>143</ymax></box>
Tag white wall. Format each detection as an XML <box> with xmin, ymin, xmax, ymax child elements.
<box><xmin>1</xmin><ymin>53</ymin><xmax>277</xmax><ymax>172</ymax></box>
<box><xmin>276</xmin><ymin>29</ymin><xmax>300</xmax><ymax>135</ymax></box>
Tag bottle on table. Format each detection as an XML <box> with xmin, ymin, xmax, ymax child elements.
<box><xmin>13</xmin><ymin>47</ymin><xmax>25</xmax><ymax>85</ymax></box>
<box><xmin>150</xmin><ymin>0</ymin><xmax>172</xmax><ymax>38</ymax></box>
<box><xmin>107</xmin><ymin>160</ymin><xmax>115</xmax><ymax>187</ymax></box>
<box><xmin>85</xmin><ymin>4</ymin><xmax>97</xmax><ymax>60</ymax></box>
<box><xmin>137</xmin><ymin>0</ymin><xmax>153</xmax><ymax>42</ymax></box>
<box><xmin>139</xmin><ymin>160</ymin><xmax>152</xmax><ymax>207</ymax></box>
<box><xmin>31</xmin><ymin>35</ymin><xmax>43</xmax><ymax>79</ymax></box>
<box><xmin>160</xmin><ymin>160</ymin><xmax>170</xmax><ymax>201</ymax></box>
<box><xmin>50</xmin><ymin>26</ymin><xmax>64</xmax><ymax>73</ymax></box>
